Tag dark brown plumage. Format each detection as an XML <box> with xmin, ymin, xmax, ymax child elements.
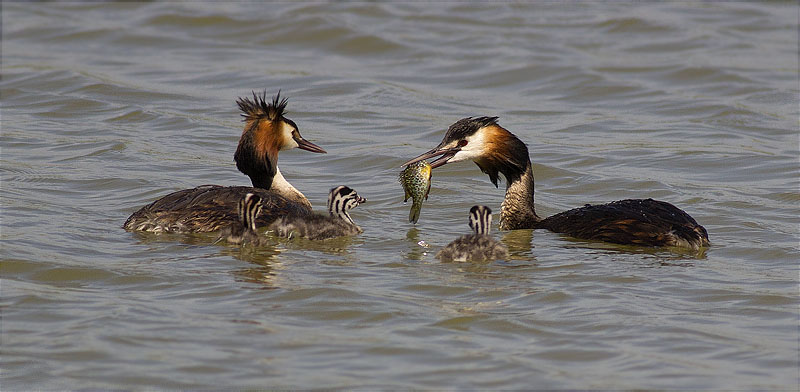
<box><xmin>123</xmin><ymin>91</ymin><xmax>325</xmax><ymax>233</ymax></box>
<box><xmin>404</xmin><ymin>117</ymin><xmax>709</xmax><ymax>250</ymax></box>
<box><xmin>125</xmin><ymin>185</ymin><xmax>312</xmax><ymax>233</ymax></box>
<box><xmin>539</xmin><ymin>199</ymin><xmax>709</xmax><ymax>249</ymax></box>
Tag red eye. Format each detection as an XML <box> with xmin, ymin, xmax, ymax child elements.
<box><xmin>458</xmin><ymin>140</ymin><xmax>468</xmax><ymax>147</ymax></box>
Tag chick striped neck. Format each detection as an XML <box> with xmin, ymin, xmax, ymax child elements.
<box><xmin>469</xmin><ymin>205</ymin><xmax>493</xmax><ymax>235</ymax></box>
<box><xmin>327</xmin><ymin>186</ymin><xmax>362</xmax><ymax>225</ymax></box>
<box><xmin>238</xmin><ymin>193</ymin><xmax>263</xmax><ymax>231</ymax></box>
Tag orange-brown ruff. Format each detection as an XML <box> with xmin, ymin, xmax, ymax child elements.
<box><xmin>123</xmin><ymin>91</ymin><xmax>325</xmax><ymax>233</ymax></box>
<box><xmin>403</xmin><ymin>117</ymin><xmax>709</xmax><ymax>249</ymax></box>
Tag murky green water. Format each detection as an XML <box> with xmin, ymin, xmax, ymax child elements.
<box><xmin>2</xmin><ymin>2</ymin><xmax>798</xmax><ymax>389</ymax></box>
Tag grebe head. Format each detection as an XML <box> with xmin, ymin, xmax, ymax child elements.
<box><xmin>402</xmin><ymin>116</ymin><xmax>529</xmax><ymax>187</ymax></box>
<box><xmin>469</xmin><ymin>205</ymin><xmax>493</xmax><ymax>235</ymax></box>
<box><xmin>327</xmin><ymin>185</ymin><xmax>366</xmax><ymax>225</ymax></box>
<box><xmin>238</xmin><ymin>193</ymin><xmax>263</xmax><ymax>232</ymax></box>
<box><xmin>235</xmin><ymin>91</ymin><xmax>326</xmax><ymax>189</ymax></box>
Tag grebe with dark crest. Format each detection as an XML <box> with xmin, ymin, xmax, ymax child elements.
<box><xmin>436</xmin><ymin>205</ymin><xmax>509</xmax><ymax>262</ymax></box>
<box><xmin>404</xmin><ymin>117</ymin><xmax>709</xmax><ymax>249</ymax></box>
<box><xmin>270</xmin><ymin>185</ymin><xmax>366</xmax><ymax>240</ymax></box>
<box><xmin>124</xmin><ymin>91</ymin><xmax>326</xmax><ymax>233</ymax></box>
<box><xmin>218</xmin><ymin>193</ymin><xmax>267</xmax><ymax>246</ymax></box>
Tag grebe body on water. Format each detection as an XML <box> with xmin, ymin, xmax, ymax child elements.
<box><xmin>124</xmin><ymin>91</ymin><xmax>326</xmax><ymax>233</ymax></box>
<box><xmin>404</xmin><ymin>117</ymin><xmax>709</xmax><ymax>249</ymax></box>
<box><xmin>436</xmin><ymin>205</ymin><xmax>509</xmax><ymax>262</ymax></box>
<box><xmin>219</xmin><ymin>193</ymin><xmax>267</xmax><ymax>246</ymax></box>
<box><xmin>270</xmin><ymin>185</ymin><xmax>366</xmax><ymax>240</ymax></box>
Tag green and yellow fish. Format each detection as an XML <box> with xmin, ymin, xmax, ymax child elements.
<box><xmin>399</xmin><ymin>160</ymin><xmax>432</xmax><ymax>224</ymax></box>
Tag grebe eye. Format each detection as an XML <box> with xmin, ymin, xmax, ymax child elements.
<box><xmin>458</xmin><ymin>140</ymin><xmax>468</xmax><ymax>147</ymax></box>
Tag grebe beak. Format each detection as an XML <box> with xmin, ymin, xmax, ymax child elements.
<box><xmin>294</xmin><ymin>134</ymin><xmax>327</xmax><ymax>154</ymax></box>
<box><xmin>402</xmin><ymin>146</ymin><xmax>459</xmax><ymax>169</ymax></box>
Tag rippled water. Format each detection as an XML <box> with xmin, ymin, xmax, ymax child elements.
<box><xmin>2</xmin><ymin>2</ymin><xmax>798</xmax><ymax>390</ymax></box>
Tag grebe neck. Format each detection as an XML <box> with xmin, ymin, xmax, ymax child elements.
<box><xmin>271</xmin><ymin>167</ymin><xmax>312</xmax><ymax>209</ymax></box>
<box><xmin>247</xmin><ymin>169</ymin><xmax>275</xmax><ymax>190</ymax></box>
<box><xmin>330</xmin><ymin>209</ymin><xmax>355</xmax><ymax>225</ymax></box>
<box><xmin>499</xmin><ymin>161</ymin><xmax>541</xmax><ymax>230</ymax></box>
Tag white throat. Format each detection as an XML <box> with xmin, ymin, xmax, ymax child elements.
<box><xmin>271</xmin><ymin>167</ymin><xmax>311</xmax><ymax>209</ymax></box>
<box><xmin>328</xmin><ymin>199</ymin><xmax>355</xmax><ymax>225</ymax></box>
<box><xmin>331</xmin><ymin>209</ymin><xmax>355</xmax><ymax>225</ymax></box>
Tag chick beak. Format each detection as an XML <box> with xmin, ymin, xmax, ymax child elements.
<box><xmin>402</xmin><ymin>146</ymin><xmax>459</xmax><ymax>169</ymax></box>
<box><xmin>294</xmin><ymin>134</ymin><xmax>327</xmax><ymax>154</ymax></box>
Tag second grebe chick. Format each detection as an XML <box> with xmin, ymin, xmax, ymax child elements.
<box><xmin>218</xmin><ymin>193</ymin><xmax>266</xmax><ymax>245</ymax></box>
<box><xmin>436</xmin><ymin>205</ymin><xmax>509</xmax><ymax>262</ymax></box>
<box><xmin>270</xmin><ymin>186</ymin><xmax>366</xmax><ymax>240</ymax></box>
<box><xmin>123</xmin><ymin>91</ymin><xmax>326</xmax><ymax>233</ymax></box>
<box><xmin>404</xmin><ymin>116</ymin><xmax>709</xmax><ymax>250</ymax></box>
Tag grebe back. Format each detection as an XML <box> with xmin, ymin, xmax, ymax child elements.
<box><xmin>124</xmin><ymin>91</ymin><xmax>325</xmax><ymax>233</ymax></box>
<box><xmin>404</xmin><ymin>117</ymin><xmax>709</xmax><ymax>249</ymax></box>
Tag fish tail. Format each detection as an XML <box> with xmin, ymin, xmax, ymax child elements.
<box><xmin>409</xmin><ymin>201</ymin><xmax>421</xmax><ymax>224</ymax></box>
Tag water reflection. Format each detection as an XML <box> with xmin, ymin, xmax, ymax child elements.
<box><xmin>231</xmin><ymin>261</ymin><xmax>280</xmax><ymax>286</ymax></box>
<box><xmin>558</xmin><ymin>236</ymin><xmax>707</xmax><ymax>263</ymax></box>
<box><xmin>215</xmin><ymin>237</ymin><xmax>283</xmax><ymax>285</ymax></box>
<box><xmin>501</xmin><ymin>229</ymin><xmax>535</xmax><ymax>262</ymax></box>
<box><xmin>128</xmin><ymin>230</ymin><xmax>220</xmax><ymax>246</ymax></box>
<box><xmin>405</xmin><ymin>227</ymin><xmax>433</xmax><ymax>261</ymax></box>
<box><xmin>269</xmin><ymin>232</ymin><xmax>361</xmax><ymax>255</ymax></box>
<box><xmin>218</xmin><ymin>242</ymin><xmax>280</xmax><ymax>261</ymax></box>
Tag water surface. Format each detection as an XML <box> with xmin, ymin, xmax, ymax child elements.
<box><xmin>2</xmin><ymin>2</ymin><xmax>798</xmax><ymax>390</ymax></box>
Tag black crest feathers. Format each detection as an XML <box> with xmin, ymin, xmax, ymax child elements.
<box><xmin>446</xmin><ymin>116</ymin><xmax>528</xmax><ymax>187</ymax></box>
<box><xmin>442</xmin><ymin>116</ymin><xmax>499</xmax><ymax>144</ymax></box>
<box><xmin>236</xmin><ymin>90</ymin><xmax>288</xmax><ymax>122</ymax></box>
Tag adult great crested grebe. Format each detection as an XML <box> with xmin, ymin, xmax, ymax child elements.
<box><xmin>436</xmin><ymin>205</ymin><xmax>509</xmax><ymax>262</ymax></box>
<box><xmin>269</xmin><ymin>185</ymin><xmax>366</xmax><ymax>240</ymax></box>
<box><xmin>124</xmin><ymin>91</ymin><xmax>326</xmax><ymax>233</ymax></box>
<box><xmin>403</xmin><ymin>116</ymin><xmax>709</xmax><ymax>250</ymax></box>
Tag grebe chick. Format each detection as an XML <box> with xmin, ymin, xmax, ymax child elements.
<box><xmin>404</xmin><ymin>117</ymin><xmax>709</xmax><ymax>250</ymax></box>
<box><xmin>124</xmin><ymin>91</ymin><xmax>326</xmax><ymax>233</ymax></box>
<box><xmin>218</xmin><ymin>193</ymin><xmax>266</xmax><ymax>245</ymax></box>
<box><xmin>270</xmin><ymin>186</ymin><xmax>366</xmax><ymax>240</ymax></box>
<box><xmin>437</xmin><ymin>205</ymin><xmax>509</xmax><ymax>262</ymax></box>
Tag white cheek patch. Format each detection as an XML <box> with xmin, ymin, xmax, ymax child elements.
<box><xmin>281</xmin><ymin>122</ymin><xmax>299</xmax><ymax>151</ymax></box>
<box><xmin>451</xmin><ymin>129</ymin><xmax>489</xmax><ymax>162</ymax></box>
